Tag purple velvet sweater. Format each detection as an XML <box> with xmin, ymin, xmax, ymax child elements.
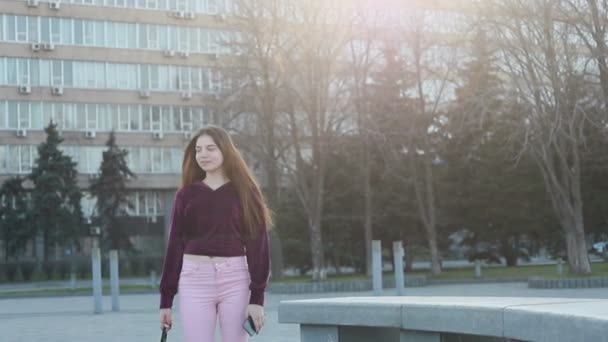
<box><xmin>159</xmin><ymin>181</ymin><xmax>270</xmax><ymax>309</ymax></box>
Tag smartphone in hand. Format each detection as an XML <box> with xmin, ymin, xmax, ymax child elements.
<box><xmin>243</xmin><ymin>316</ymin><xmax>257</xmax><ymax>336</ymax></box>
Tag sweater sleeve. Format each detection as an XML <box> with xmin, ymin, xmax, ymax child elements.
<box><xmin>245</xmin><ymin>229</ymin><xmax>270</xmax><ymax>306</ymax></box>
<box><xmin>245</xmin><ymin>189</ymin><xmax>271</xmax><ymax>306</ymax></box>
<box><xmin>159</xmin><ymin>191</ymin><xmax>186</xmax><ymax>309</ymax></box>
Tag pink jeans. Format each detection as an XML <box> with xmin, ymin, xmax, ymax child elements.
<box><xmin>178</xmin><ymin>255</ymin><xmax>251</xmax><ymax>342</ymax></box>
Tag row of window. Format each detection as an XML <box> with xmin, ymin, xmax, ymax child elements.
<box><xmin>17</xmin><ymin>0</ymin><xmax>237</xmax><ymax>15</ymax></box>
<box><xmin>0</xmin><ymin>145</ymin><xmax>184</xmax><ymax>174</ymax></box>
<box><xmin>81</xmin><ymin>190</ymin><xmax>166</xmax><ymax>218</ymax></box>
<box><xmin>0</xmin><ymin>14</ymin><xmax>239</xmax><ymax>54</ymax></box>
<box><xmin>0</xmin><ymin>57</ymin><xmax>234</xmax><ymax>92</ymax></box>
<box><xmin>1</xmin><ymin>189</ymin><xmax>166</xmax><ymax>218</ymax></box>
<box><xmin>0</xmin><ymin>100</ymin><xmax>212</xmax><ymax>132</ymax></box>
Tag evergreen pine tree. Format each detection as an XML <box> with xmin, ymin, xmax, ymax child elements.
<box><xmin>90</xmin><ymin>131</ymin><xmax>136</xmax><ymax>251</ymax></box>
<box><xmin>30</xmin><ymin>121</ymin><xmax>84</xmax><ymax>262</ymax></box>
<box><xmin>0</xmin><ymin>177</ymin><xmax>32</xmax><ymax>261</ymax></box>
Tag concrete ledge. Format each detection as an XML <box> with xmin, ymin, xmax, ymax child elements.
<box><xmin>269</xmin><ymin>276</ymin><xmax>427</xmax><ymax>294</ymax></box>
<box><xmin>279</xmin><ymin>296</ymin><xmax>606</xmax><ymax>342</ymax></box>
<box><xmin>528</xmin><ymin>276</ymin><xmax>608</xmax><ymax>289</ymax></box>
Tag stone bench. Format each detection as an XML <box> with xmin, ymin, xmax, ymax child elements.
<box><xmin>278</xmin><ymin>296</ymin><xmax>608</xmax><ymax>342</ymax></box>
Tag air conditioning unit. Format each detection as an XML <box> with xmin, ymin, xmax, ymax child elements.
<box><xmin>207</xmin><ymin>52</ymin><xmax>219</xmax><ymax>60</ymax></box>
<box><xmin>174</xmin><ymin>11</ymin><xmax>186</xmax><ymax>18</ymax></box>
<box><xmin>18</xmin><ymin>85</ymin><xmax>31</xmax><ymax>94</ymax></box>
<box><xmin>31</xmin><ymin>43</ymin><xmax>41</xmax><ymax>51</ymax></box>
<box><xmin>42</xmin><ymin>43</ymin><xmax>55</xmax><ymax>51</ymax></box>
<box><xmin>88</xmin><ymin>173</ymin><xmax>99</xmax><ymax>180</ymax></box>
<box><xmin>51</xmin><ymin>86</ymin><xmax>64</xmax><ymax>95</ymax></box>
<box><xmin>152</xmin><ymin>132</ymin><xmax>164</xmax><ymax>140</ymax></box>
<box><xmin>180</xmin><ymin>91</ymin><xmax>192</xmax><ymax>100</ymax></box>
<box><xmin>183</xmin><ymin>131</ymin><xmax>192</xmax><ymax>140</ymax></box>
<box><xmin>49</xmin><ymin>1</ymin><xmax>60</xmax><ymax>10</ymax></box>
<box><xmin>26</xmin><ymin>0</ymin><xmax>39</xmax><ymax>7</ymax></box>
<box><xmin>146</xmin><ymin>216</ymin><xmax>157</xmax><ymax>223</ymax></box>
<box><xmin>16</xmin><ymin>129</ymin><xmax>28</xmax><ymax>138</ymax></box>
<box><xmin>84</xmin><ymin>130</ymin><xmax>96</xmax><ymax>139</ymax></box>
<box><xmin>185</xmin><ymin>11</ymin><xmax>196</xmax><ymax>19</ymax></box>
<box><xmin>215</xmin><ymin>13</ymin><xmax>226</xmax><ymax>21</ymax></box>
<box><xmin>179</xmin><ymin>51</ymin><xmax>189</xmax><ymax>58</ymax></box>
<box><xmin>163</xmin><ymin>49</ymin><xmax>175</xmax><ymax>57</ymax></box>
<box><xmin>139</xmin><ymin>90</ymin><xmax>151</xmax><ymax>98</ymax></box>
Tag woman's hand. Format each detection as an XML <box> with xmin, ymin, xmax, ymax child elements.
<box><xmin>246</xmin><ymin>304</ymin><xmax>265</xmax><ymax>333</ymax></box>
<box><xmin>160</xmin><ymin>308</ymin><xmax>173</xmax><ymax>330</ymax></box>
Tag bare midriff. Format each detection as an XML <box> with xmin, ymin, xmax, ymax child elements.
<box><xmin>183</xmin><ymin>253</ymin><xmax>228</xmax><ymax>263</ymax></box>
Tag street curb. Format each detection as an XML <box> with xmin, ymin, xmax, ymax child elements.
<box><xmin>528</xmin><ymin>276</ymin><xmax>608</xmax><ymax>289</ymax></box>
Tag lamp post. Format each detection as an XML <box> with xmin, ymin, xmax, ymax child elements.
<box><xmin>90</xmin><ymin>222</ymin><xmax>103</xmax><ymax>314</ymax></box>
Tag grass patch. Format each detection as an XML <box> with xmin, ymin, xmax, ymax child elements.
<box><xmin>272</xmin><ymin>262</ymin><xmax>608</xmax><ymax>283</ymax></box>
<box><xmin>0</xmin><ymin>284</ymin><xmax>157</xmax><ymax>299</ymax></box>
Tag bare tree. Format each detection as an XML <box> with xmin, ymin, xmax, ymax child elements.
<box><xmin>279</xmin><ymin>0</ymin><xmax>354</xmax><ymax>281</ymax></box>
<box><xmin>482</xmin><ymin>0</ymin><xmax>596</xmax><ymax>274</ymax></box>
<box><xmin>344</xmin><ymin>6</ymin><xmax>385</xmax><ymax>276</ymax></box>
<box><xmin>223</xmin><ymin>0</ymin><xmax>298</xmax><ymax>278</ymax></box>
<box><xmin>562</xmin><ymin>0</ymin><xmax>608</xmax><ymax>108</ymax></box>
<box><xmin>386</xmin><ymin>8</ymin><xmax>465</xmax><ymax>275</ymax></box>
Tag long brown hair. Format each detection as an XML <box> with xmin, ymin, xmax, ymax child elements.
<box><xmin>181</xmin><ymin>126</ymin><xmax>272</xmax><ymax>238</ymax></box>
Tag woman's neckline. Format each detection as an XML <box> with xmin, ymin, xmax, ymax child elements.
<box><xmin>200</xmin><ymin>180</ymin><xmax>231</xmax><ymax>192</ymax></box>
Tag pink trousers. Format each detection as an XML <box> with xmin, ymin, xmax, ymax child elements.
<box><xmin>178</xmin><ymin>255</ymin><xmax>251</xmax><ymax>342</ymax></box>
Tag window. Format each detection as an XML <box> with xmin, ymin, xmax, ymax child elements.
<box><xmin>151</xmin><ymin>106</ymin><xmax>161</xmax><ymax>131</ymax></box>
<box><xmin>63</xmin><ymin>60</ymin><xmax>74</xmax><ymax>87</ymax></box>
<box><xmin>74</xmin><ymin>19</ymin><xmax>84</xmax><ymax>45</ymax></box>
<box><xmin>0</xmin><ymin>102</ymin><xmax>5</xmax><ymax>129</ymax></box>
<box><xmin>60</xmin><ymin>18</ymin><xmax>71</xmax><ymax>44</ymax></box>
<box><xmin>86</xmin><ymin>104</ymin><xmax>98</xmax><ymax>130</ymax></box>
<box><xmin>39</xmin><ymin>60</ymin><xmax>50</xmax><ymax>86</ymax></box>
<box><xmin>190</xmin><ymin>28</ymin><xmax>200</xmax><ymax>53</ymax></box>
<box><xmin>51</xmin><ymin>60</ymin><xmax>63</xmax><ymax>86</ymax></box>
<box><xmin>140</xmin><ymin>65</ymin><xmax>149</xmax><ymax>90</ymax></box>
<box><xmin>16</xmin><ymin>16</ymin><xmax>27</xmax><ymax>42</ymax></box>
<box><xmin>0</xmin><ymin>146</ymin><xmax>7</xmax><ymax>174</ymax></box>
<box><xmin>141</xmin><ymin>105</ymin><xmax>151</xmax><ymax>131</ymax></box>
<box><xmin>94</xmin><ymin>21</ymin><xmax>105</xmax><ymax>47</ymax></box>
<box><xmin>40</xmin><ymin>18</ymin><xmax>51</xmax><ymax>43</ymax></box>
<box><xmin>6</xmin><ymin>16</ymin><xmax>16</xmax><ymax>42</ymax></box>
<box><xmin>129</xmin><ymin>105</ymin><xmax>140</xmax><ymax>129</ymax></box>
<box><xmin>30</xmin><ymin>59</ymin><xmax>40</xmax><ymax>86</ymax></box>
<box><xmin>6</xmin><ymin>59</ymin><xmax>17</xmax><ymax>84</ymax></box>
<box><xmin>31</xmin><ymin>102</ymin><xmax>43</xmax><ymax>129</ymax></box>
<box><xmin>52</xmin><ymin>18</ymin><xmax>63</xmax><ymax>44</ymax></box>
<box><xmin>148</xmin><ymin>24</ymin><xmax>159</xmax><ymax>49</ymax></box>
<box><xmin>139</xmin><ymin>24</ymin><xmax>149</xmax><ymax>49</ymax></box>
<box><xmin>107</xmin><ymin>22</ymin><xmax>117</xmax><ymax>48</ymax></box>
<box><xmin>28</xmin><ymin>16</ymin><xmax>39</xmax><ymax>43</ymax></box>
<box><xmin>118</xmin><ymin>105</ymin><xmax>130</xmax><ymax>130</ymax></box>
<box><xmin>17</xmin><ymin>59</ymin><xmax>29</xmax><ymax>85</ymax></box>
<box><xmin>161</xmin><ymin>106</ymin><xmax>172</xmax><ymax>132</ymax></box>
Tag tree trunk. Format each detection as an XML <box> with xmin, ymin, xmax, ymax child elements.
<box><xmin>362</xmin><ymin>141</ymin><xmax>373</xmax><ymax>276</ymax></box>
<box><xmin>502</xmin><ymin>237</ymin><xmax>519</xmax><ymax>267</ymax></box>
<box><xmin>264</xmin><ymin>154</ymin><xmax>284</xmax><ymax>280</ymax></box>
<box><xmin>405</xmin><ymin>241</ymin><xmax>414</xmax><ymax>271</ymax></box>
<box><xmin>426</xmin><ymin>224</ymin><xmax>442</xmax><ymax>275</ymax></box>
<box><xmin>309</xmin><ymin>219</ymin><xmax>326</xmax><ymax>281</ymax></box>
<box><xmin>411</xmin><ymin>155</ymin><xmax>442</xmax><ymax>275</ymax></box>
<box><xmin>564</xmin><ymin>218</ymin><xmax>592</xmax><ymax>274</ymax></box>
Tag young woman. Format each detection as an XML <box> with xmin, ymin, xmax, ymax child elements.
<box><xmin>159</xmin><ymin>126</ymin><xmax>271</xmax><ymax>342</ymax></box>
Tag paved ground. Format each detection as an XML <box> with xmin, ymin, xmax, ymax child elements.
<box><xmin>2</xmin><ymin>282</ymin><xmax>608</xmax><ymax>342</ymax></box>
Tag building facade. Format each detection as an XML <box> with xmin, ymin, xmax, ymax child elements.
<box><xmin>0</xmin><ymin>0</ymin><xmax>240</xmax><ymax>255</ymax></box>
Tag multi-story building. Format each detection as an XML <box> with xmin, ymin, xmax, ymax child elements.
<box><xmin>0</xmin><ymin>0</ymin><xmax>472</xmax><ymax>260</ymax></box>
<box><xmin>0</xmin><ymin>0</ymin><xmax>239</xmax><ymax>256</ymax></box>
